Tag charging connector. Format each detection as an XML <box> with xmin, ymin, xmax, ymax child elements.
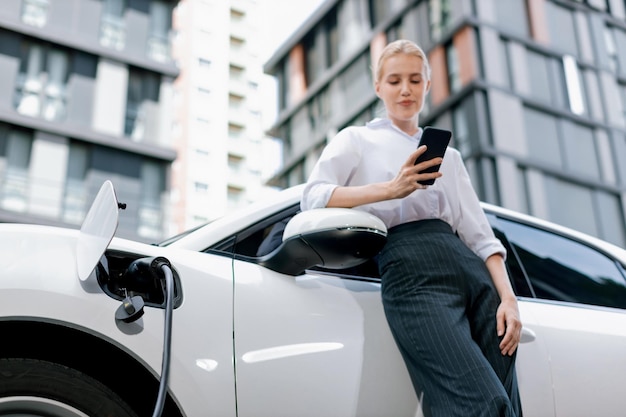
<box><xmin>114</xmin><ymin>256</ymin><xmax>174</xmax><ymax>417</ymax></box>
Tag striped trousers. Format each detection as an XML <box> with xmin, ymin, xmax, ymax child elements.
<box><xmin>378</xmin><ymin>219</ymin><xmax>522</xmax><ymax>417</ymax></box>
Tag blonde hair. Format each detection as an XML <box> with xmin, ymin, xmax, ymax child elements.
<box><xmin>374</xmin><ymin>39</ymin><xmax>431</xmax><ymax>83</ymax></box>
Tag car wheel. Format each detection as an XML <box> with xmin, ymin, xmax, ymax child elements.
<box><xmin>0</xmin><ymin>358</ymin><xmax>137</xmax><ymax>417</ymax></box>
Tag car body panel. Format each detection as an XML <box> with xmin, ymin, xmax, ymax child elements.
<box><xmin>522</xmin><ymin>300</ymin><xmax>626</xmax><ymax>417</ymax></box>
<box><xmin>0</xmin><ymin>224</ymin><xmax>238</xmax><ymax>417</ymax></box>
<box><xmin>233</xmin><ymin>262</ymin><xmax>417</xmax><ymax>417</ymax></box>
<box><xmin>515</xmin><ymin>300</ymin><xmax>556</xmax><ymax>417</ymax></box>
<box><xmin>2</xmin><ymin>183</ymin><xmax>626</xmax><ymax>416</ymax></box>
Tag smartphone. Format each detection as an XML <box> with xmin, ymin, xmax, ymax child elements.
<box><xmin>413</xmin><ymin>126</ymin><xmax>452</xmax><ymax>185</ymax></box>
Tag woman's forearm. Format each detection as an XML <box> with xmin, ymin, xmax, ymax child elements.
<box><xmin>326</xmin><ymin>183</ymin><xmax>392</xmax><ymax>208</ymax></box>
<box><xmin>485</xmin><ymin>254</ymin><xmax>516</xmax><ymax>301</ymax></box>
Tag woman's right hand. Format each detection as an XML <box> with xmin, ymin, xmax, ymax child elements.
<box><xmin>387</xmin><ymin>146</ymin><xmax>443</xmax><ymax>198</ymax></box>
<box><xmin>326</xmin><ymin>146</ymin><xmax>443</xmax><ymax>208</ymax></box>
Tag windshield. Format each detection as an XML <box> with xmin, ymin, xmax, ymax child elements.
<box><xmin>156</xmin><ymin>221</ymin><xmax>212</xmax><ymax>246</ymax></box>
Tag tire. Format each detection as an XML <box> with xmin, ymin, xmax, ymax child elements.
<box><xmin>0</xmin><ymin>358</ymin><xmax>138</xmax><ymax>417</ymax></box>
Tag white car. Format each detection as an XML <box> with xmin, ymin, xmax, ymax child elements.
<box><xmin>0</xmin><ymin>180</ymin><xmax>625</xmax><ymax>417</ymax></box>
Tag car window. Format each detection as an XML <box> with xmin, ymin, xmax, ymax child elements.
<box><xmin>495</xmin><ymin>217</ymin><xmax>626</xmax><ymax>309</ymax></box>
<box><xmin>225</xmin><ymin>204</ymin><xmax>300</xmax><ymax>258</ymax></box>
<box><xmin>489</xmin><ymin>225</ymin><xmax>534</xmax><ymax>298</ymax></box>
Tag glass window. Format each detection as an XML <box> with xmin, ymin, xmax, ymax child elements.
<box><xmin>100</xmin><ymin>0</ymin><xmax>126</xmax><ymax>50</ymax></box>
<box><xmin>14</xmin><ymin>42</ymin><xmax>68</xmax><ymax>122</ymax></box>
<box><xmin>395</xmin><ymin>5</ymin><xmax>420</xmax><ymax>44</ymax></box>
<box><xmin>596</xmin><ymin>191</ymin><xmax>626</xmax><ymax>247</ymax></box>
<box><xmin>369</xmin><ymin>0</ymin><xmax>406</xmax><ymax>28</ymax></box>
<box><xmin>337</xmin><ymin>0</ymin><xmax>368</xmax><ymax>57</ymax></box>
<box><xmin>202</xmin><ymin>204</ymin><xmax>295</xmax><ymax>257</ymax></box>
<box><xmin>138</xmin><ymin>160</ymin><xmax>165</xmax><ymax>239</ymax></box>
<box><xmin>43</xmin><ymin>49</ymin><xmax>68</xmax><ymax>121</ymax></box>
<box><xmin>446</xmin><ymin>43</ymin><xmax>461</xmax><ymax>93</ymax></box>
<box><xmin>15</xmin><ymin>43</ymin><xmax>44</xmax><ymax>117</ymax></box>
<box><xmin>21</xmin><ymin>0</ymin><xmax>49</xmax><ymax>28</ymax></box>
<box><xmin>615</xmin><ymin>27</ymin><xmax>626</xmax><ymax>77</ymax></box>
<box><xmin>560</xmin><ymin>119</ymin><xmax>600</xmax><ymax>180</ymax></box>
<box><xmin>0</xmin><ymin>129</ymin><xmax>32</xmax><ymax>212</ymax></box>
<box><xmin>614</xmin><ymin>132</ymin><xmax>626</xmax><ymax>185</ymax></box>
<box><xmin>428</xmin><ymin>0</ymin><xmax>452</xmax><ymax>41</ymax></box>
<box><xmin>194</xmin><ymin>181</ymin><xmax>209</xmax><ymax>193</ymax></box>
<box><xmin>287</xmin><ymin>163</ymin><xmax>305</xmax><ymax>188</ymax></box>
<box><xmin>451</xmin><ymin>92</ymin><xmax>487</xmax><ymax>155</ymax></box>
<box><xmin>545</xmin><ymin>177</ymin><xmax>598</xmax><ymax>237</ymax></box>
<box><xmin>545</xmin><ymin>2</ymin><xmax>579</xmax><ymax>56</ymax></box>
<box><xmin>289</xmin><ymin>107</ymin><xmax>312</xmax><ymax>156</ymax></box>
<box><xmin>386</xmin><ymin>19</ymin><xmax>405</xmax><ymax>42</ymax></box>
<box><xmin>526</xmin><ymin>50</ymin><xmax>555</xmax><ymax>105</ymax></box>
<box><xmin>474</xmin><ymin>157</ymin><xmax>500</xmax><ymax>205</ymax></box>
<box><xmin>582</xmin><ymin>68</ymin><xmax>604</xmax><ymax>120</ymax></box>
<box><xmin>547</xmin><ymin>58</ymin><xmax>568</xmax><ymax>109</ymax></box>
<box><xmin>452</xmin><ymin>104</ymin><xmax>470</xmax><ymax>156</ymax></box>
<box><xmin>63</xmin><ymin>142</ymin><xmax>89</xmax><ymax>224</ymax></box>
<box><xmin>277</xmin><ymin>59</ymin><xmax>289</xmax><ymax>110</ymax></box>
<box><xmin>523</xmin><ymin>108</ymin><xmax>562</xmax><ymax>168</ymax></box>
<box><xmin>489</xmin><ymin>224</ymin><xmax>534</xmax><ymax>297</ymax></box>
<box><xmin>125</xmin><ymin>68</ymin><xmax>160</xmax><ymax>140</ymax></box>
<box><xmin>496</xmin><ymin>216</ymin><xmax>626</xmax><ymax>309</ymax></box>
<box><xmin>619</xmin><ymin>81</ymin><xmax>626</xmax><ymax>123</ymax></box>
<box><xmin>493</xmin><ymin>0</ymin><xmax>529</xmax><ymax>37</ymax></box>
<box><xmin>304</xmin><ymin>28</ymin><xmax>327</xmax><ymax>86</ymax></box>
<box><xmin>325</xmin><ymin>10</ymin><xmax>339</xmax><ymax>69</ymax></box>
<box><xmin>604</xmin><ymin>26</ymin><xmax>619</xmax><ymax>74</ymax></box>
<box><xmin>606</xmin><ymin>25</ymin><xmax>626</xmax><ymax>77</ymax></box>
<box><xmin>338</xmin><ymin>53</ymin><xmax>371</xmax><ymax>108</ymax></box>
<box><xmin>563</xmin><ymin>55</ymin><xmax>586</xmax><ymax>115</ymax></box>
<box><xmin>307</xmin><ymin>97</ymin><xmax>321</xmax><ymax>139</ymax></box>
<box><xmin>498</xmin><ymin>38</ymin><xmax>513</xmax><ymax>90</ymax></box>
<box><xmin>317</xmin><ymin>87</ymin><xmax>332</xmax><ymax>137</ymax></box>
<box><xmin>227</xmin><ymin>186</ymin><xmax>244</xmax><ymax>209</ymax></box>
<box><xmin>147</xmin><ymin>1</ymin><xmax>173</xmax><ymax>63</ymax></box>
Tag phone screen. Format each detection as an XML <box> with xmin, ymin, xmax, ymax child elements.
<box><xmin>413</xmin><ymin>127</ymin><xmax>452</xmax><ymax>185</ymax></box>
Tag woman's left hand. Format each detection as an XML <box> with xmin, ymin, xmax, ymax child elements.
<box><xmin>496</xmin><ymin>297</ymin><xmax>522</xmax><ymax>356</ymax></box>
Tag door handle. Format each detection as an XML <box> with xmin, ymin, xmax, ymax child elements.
<box><xmin>520</xmin><ymin>327</ymin><xmax>536</xmax><ymax>343</ymax></box>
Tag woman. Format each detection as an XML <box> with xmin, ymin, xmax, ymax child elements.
<box><xmin>300</xmin><ymin>39</ymin><xmax>522</xmax><ymax>416</ymax></box>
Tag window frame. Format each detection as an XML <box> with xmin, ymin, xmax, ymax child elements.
<box><xmin>206</xmin><ymin>200</ymin><xmax>626</xmax><ymax>307</ymax></box>
<box><xmin>489</xmin><ymin>209</ymin><xmax>626</xmax><ymax>310</ymax></box>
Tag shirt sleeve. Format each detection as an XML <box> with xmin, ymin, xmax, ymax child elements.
<box><xmin>300</xmin><ymin>128</ymin><xmax>362</xmax><ymax>210</ymax></box>
<box><xmin>449</xmin><ymin>149</ymin><xmax>507</xmax><ymax>261</ymax></box>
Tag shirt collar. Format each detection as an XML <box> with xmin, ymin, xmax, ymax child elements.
<box><xmin>365</xmin><ymin>117</ymin><xmax>390</xmax><ymax>128</ymax></box>
<box><xmin>366</xmin><ymin>118</ymin><xmax>422</xmax><ymax>141</ymax></box>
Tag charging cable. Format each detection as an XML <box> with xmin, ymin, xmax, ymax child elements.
<box><xmin>151</xmin><ymin>262</ymin><xmax>174</xmax><ymax>417</ymax></box>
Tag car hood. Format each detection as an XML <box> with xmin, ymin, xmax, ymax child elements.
<box><xmin>0</xmin><ymin>223</ymin><xmax>81</xmax><ymax>286</ymax></box>
<box><xmin>0</xmin><ymin>181</ymin><xmax>121</xmax><ymax>285</ymax></box>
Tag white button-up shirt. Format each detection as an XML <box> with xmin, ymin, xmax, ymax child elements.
<box><xmin>301</xmin><ymin>118</ymin><xmax>505</xmax><ymax>261</ymax></box>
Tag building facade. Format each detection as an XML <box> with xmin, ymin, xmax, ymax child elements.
<box><xmin>0</xmin><ymin>0</ymin><xmax>279</xmax><ymax>242</ymax></box>
<box><xmin>169</xmin><ymin>0</ymin><xmax>280</xmax><ymax>235</ymax></box>
<box><xmin>0</xmin><ymin>0</ymin><xmax>178</xmax><ymax>242</ymax></box>
<box><xmin>264</xmin><ymin>0</ymin><xmax>626</xmax><ymax>247</ymax></box>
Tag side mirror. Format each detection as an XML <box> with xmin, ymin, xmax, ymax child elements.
<box><xmin>258</xmin><ymin>208</ymin><xmax>387</xmax><ymax>276</ymax></box>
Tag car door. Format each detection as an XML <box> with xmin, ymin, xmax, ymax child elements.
<box><xmin>491</xmin><ymin>214</ymin><xmax>626</xmax><ymax>417</ymax></box>
<box><xmin>488</xmin><ymin>214</ymin><xmax>556</xmax><ymax>417</ymax></box>
<box><xmin>224</xmin><ymin>206</ymin><xmax>420</xmax><ymax>417</ymax></box>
